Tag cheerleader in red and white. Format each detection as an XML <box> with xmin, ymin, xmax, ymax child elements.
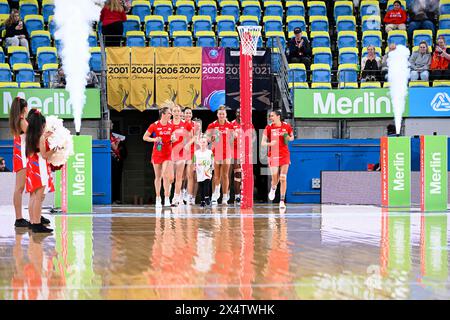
<box><xmin>143</xmin><ymin>105</ymin><xmax>175</xmax><ymax>208</ymax></box>
<box><xmin>25</xmin><ymin>109</ymin><xmax>56</xmax><ymax>233</ymax></box>
<box><xmin>261</xmin><ymin>110</ymin><xmax>294</xmax><ymax>209</ymax></box>
<box><xmin>9</xmin><ymin>97</ymin><xmax>29</xmax><ymax>228</ymax></box>
<box><xmin>169</xmin><ymin>104</ymin><xmax>193</xmax><ymax>206</ymax></box>
<box><xmin>206</xmin><ymin>105</ymin><xmax>233</xmax><ymax>205</ymax></box>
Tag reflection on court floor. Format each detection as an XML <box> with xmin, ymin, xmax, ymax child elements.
<box><xmin>0</xmin><ymin>204</ymin><xmax>448</xmax><ymax>299</ymax></box>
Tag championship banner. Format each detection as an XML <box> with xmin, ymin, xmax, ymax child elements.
<box><xmin>420</xmin><ymin>135</ymin><xmax>448</xmax><ymax>212</ymax></box>
<box><xmin>202</xmin><ymin>48</ymin><xmax>225</xmax><ymax>111</ymax></box>
<box><xmin>155</xmin><ymin>47</ymin><xmax>179</xmax><ymax>106</ymax></box>
<box><xmin>130</xmin><ymin>47</ymin><xmax>155</xmax><ymax>111</ymax></box>
<box><xmin>106</xmin><ymin>47</ymin><xmax>131</xmax><ymax>111</ymax></box>
<box><xmin>225</xmin><ymin>48</ymin><xmax>272</xmax><ymax>110</ymax></box>
<box><xmin>381</xmin><ymin>136</ymin><xmax>411</xmax><ymax>207</ymax></box>
<box><xmin>177</xmin><ymin>47</ymin><xmax>202</xmax><ymax>108</ymax></box>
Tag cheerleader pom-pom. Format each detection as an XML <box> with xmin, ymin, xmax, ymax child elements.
<box><xmin>45</xmin><ymin>115</ymin><xmax>74</xmax><ymax>167</ymax></box>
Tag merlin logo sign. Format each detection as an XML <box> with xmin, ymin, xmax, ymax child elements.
<box><xmin>381</xmin><ymin>137</ymin><xmax>411</xmax><ymax>207</ymax></box>
<box><xmin>420</xmin><ymin>135</ymin><xmax>448</xmax><ymax>212</ymax></box>
<box><xmin>431</xmin><ymin>92</ymin><xmax>450</xmax><ymax>111</ymax></box>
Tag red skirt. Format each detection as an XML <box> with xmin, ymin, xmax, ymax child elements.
<box><xmin>26</xmin><ymin>153</ymin><xmax>55</xmax><ymax>194</ymax></box>
<box><xmin>13</xmin><ymin>134</ymin><xmax>27</xmax><ymax>172</ymax></box>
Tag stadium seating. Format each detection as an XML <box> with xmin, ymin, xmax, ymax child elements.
<box><xmin>0</xmin><ymin>82</ymin><xmax>18</xmax><ymax>88</ymax></box>
<box><xmin>439</xmin><ymin>15</ymin><xmax>450</xmax><ymax>30</ymax></box>
<box><xmin>312</xmin><ymin>47</ymin><xmax>332</xmax><ymax>68</ymax></box>
<box><xmin>338</xmin><ymin>64</ymin><xmax>358</xmax><ymax>83</ymax></box>
<box><xmin>362</xmin><ymin>46</ymin><xmax>382</xmax><ymax>57</ymax></box>
<box><xmin>168</xmin><ymin>15</ymin><xmax>188</xmax><ymax>36</ymax></box>
<box><xmin>219</xmin><ymin>31</ymin><xmax>239</xmax><ymax>48</ymax></box>
<box><xmin>126</xmin><ymin>31</ymin><xmax>146</xmax><ymax>47</ymax></box>
<box><xmin>88</xmin><ymin>31</ymin><xmax>98</xmax><ymax>47</ymax></box>
<box><xmin>441</xmin><ymin>0</ymin><xmax>450</xmax><ymax>15</ymax></box>
<box><xmin>173</xmin><ymin>30</ymin><xmax>193</xmax><ymax>47</ymax></box>
<box><xmin>360</xmin><ymin>0</ymin><xmax>380</xmax><ymax>17</ymax></box>
<box><xmin>336</xmin><ymin>16</ymin><xmax>356</xmax><ymax>33</ymax></box>
<box><xmin>8</xmin><ymin>46</ymin><xmax>30</xmax><ymax>68</ymax></box>
<box><xmin>263</xmin><ymin>16</ymin><xmax>283</xmax><ymax>33</ymax></box>
<box><xmin>339</xmin><ymin>47</ymin><xmax>359</xmax><ymax>65</ymax></box>
<box><xmin>198</xmin><ymin>1</ymin><xmax>217</xmax><ymax>23</ymax></box>
<box><xmin>266</xmin><ymin>31</ymin><xmax>286</xmax><ymax>50</ymax></box>
<box><xmin>362</xmin><ymin>15</ymin><xmax>381</xmax><ymax>32</ymax></box>
<box><xmin>0</xmin><ymin>63</ymin><xmax>12</xmax><ymax>82</ymax></box>
<box><xmin>334</xmin><ymin>1</ymin><xmax>353</xmax><ymax>20</ymax></box>
<box><xmin>308</xmin><ymin>1</ymin><xmax>327</xmax><ymax>17</ymax></box>
<box><xmin>412</xmin><ymin>29</ymin><xmax>433</xmax><ymax>47</ymax></box>
<box><xmin>242</xmin><ymin>1</ymin><xmax>262</xmax><ymax>22</ymax></box>
<box><xmin>264</xmin><ymin>1</ymin><xmax>283</xmax><ymax>18</ymax></box>
<box><xmin>123</xmin><ymin>15</ymin><xmax>141</xmax><ymax>37</ymax></box>
<box><xmin>149</xmin><ymin>31</ymin><xmax>170</xmax><ymax>47</ymax></box>
<box><xmin>286</xmin><ymin>16</ymin><xmax>306</xmax><ymax>33</ymax></box>
<box><xmin>132</xmin><ymin>1</ymin><xmax>151</xmax><ymax>22</ymax></box>
<box><xmin>89</xmin><ymin>47</ymin><xmax>102</xmax><ymax>72</ymax></box>
<box><xmin>337</xmin><ymin>31</ymin><xmax>357</xmax><ymax>49</ymax></box>
<box><xmin>42</xmin><ymin>63</ymin><xmax>58</xmax><ymax>87</ymax></box>
<box><xmin>311</xmin><ymin>31</ymin><xmax>330</xmax><ymax>48</ymax></box>
<box><xmin>288</xmin><ymin>63</ymin><xmax>307</xmax><ymax>82</ymax></box>
<box><xmin>37</xmin><ymin>47</ymin><xmax>58</xmax><ymax>70</ymax></box>
<box><xmin>311</xmin><ymin>63</ymin><xmax>331</xmax><ymax>83</ymax></box>
<box><xmin>387</xmin><ymin>0</ymin><xmax>406</xmax><ymax>11</ymax></box>
<box><xmin>19</xmin><ymin>0</ymin><xmax>39</xmax><ymax>20</ymax></box>
<box><xmin>216</xmin><ymin>15</ymin><xmax>236</xmax><ymax>33</ymax></box>
<box><xmin>13</xmin><ymin>63</ymin><xmax>35</xmax><ymax>83</ymax></box>
<box><xmin>360</xmin><ymin>81</ymin><xmax>381</xmax><ymax>88</ymax></box>
<box><xmin>20</xmin><ymin>82</ymin><xmax>41</xmax><ymax>88</ymax></box>
<box><xmin>48</xmin><ymin>15</ymin><xmax>56</xmax><ymax>37</ymax></box>
<box><xmin>0</xmin><ymin>0</ymin><xmax>9</xmax><ymax>15</ymax></box>
<box><xmin>339</xmin><ymin>82</ymin><xmax>359</xmax><ymax>89</ymax></box>
<box><xmin>192</xmin><ymin>16</ymin><xmax>212</xmax><ymax>34</ymax></box>
<box><xmin>30</xmin><ymin>31</ymin><xmax>51</xmax><ymax>55</ymax></box>
<box><xmin>239</xmin><ymin>15</ymin><xmax>259</xmax><ymax>27</ymax></box>
<box><xmin>362</xmin><ymin>31</ymin><xmax>382</xmax><ymax>48</ymax></box>
<box><xmin>311</xmin><ymin>82</ymin><xmax>332</xmax><ymax>89</ymax></box>
<box><xmin>0</xmin><ymin>47</ymin><xmax>4</xmax><ymax>64</ymax></box>
<box><xmin>409</xmin><ymin>81</ymin><xmax>429</xmax><ymax>87</ymax></box>
<box><xmin>196</xmin><ymin>30</ymin><xmax>216</xmax><ymax>47</ymax></box>
<box><xmin>145</xmin><ymin>16</ymin><xmax>165</xmax><ymax>37</ymax></box>
<box><xmin>433</xmin><ymin>80</ymin><xmax>450</xmax><ymax>87</ymax></box>
<box><xmin>42</xmin><ymin>0</ymin><xmax>55</xmax><ymax>23</ymax></box>
<box><xmin>176</xmin><ymin>1</ymin><xmax>196</xmax><ymax>22</ymax></box>
<box><xmin>310</xmin><ymin>16</ymin><xmax>329</xmax><ymax>32</ymax></box>
<box><xmin>387</xmin><ymin>30</ymin><xmax>408</xmax><ymax>46</ymax></box>
<box><xmin>220</xmin><ymin>1</ymin><xmax>240</xmax><ymax>23</ymax></box>
<box><xmin>289</xmin><ymin>82</ymin><xmax>309</xmax><ymax>90</ymax></box>
<box><xmin>286</xmin><ymin>1</ymin><xmax>305</xmax><ymax>17</ymax></box>
<box><xmin>154</xmin><ymin>1</ymin><xmax>174</xmax><ymax>23</ymax></box>
<box><xmin>24</xmin><ymin>15</ymin><xmax>44</xmax><ymax>34</ymax></box>
<box><xmin>437</xmin><ymin>29</ymin><xmax>450</xmax><ymax>45</ymax></box>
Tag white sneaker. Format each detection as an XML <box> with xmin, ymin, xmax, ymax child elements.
<box><xmin>189</xmin><ymin>195</ymin><xmax>195</xmax><ymax>205</ymax></box>
<box><xmin>164</xmin><ymin>197</ymin><xmax>171</xmax><ymax>207</ymax></box>
<box><xmin>211</xmin><ymin>199</ymin><xmax>218</xmax><ymax>206</ymax></box>
<box><xmin>155</xmin><ymin>197</ymin><xmax>162</xmax><ymax>208</ymax></box>
<box><xmin>172</xmin><ymin>194</ymin><xmax>180</xmax><ymax>207</ymax></box>
<box><xmin>183</xmin><ymin>190</ymin><xmax>189</xmax><ymax>204</ymax></box>
<box><xmin>268</xmin><ymin>186</ymin><xmax>277</xmax><ymax>201</ymax></box>
<box><xmin>221</xmin><ymin>194</ymin><xmax>229</xmax><ymax>205</ymax></box>
<box><xmin>279</xmin><ymin>200</ymin><xmax>286</xmax><ymax>209</ymax></box>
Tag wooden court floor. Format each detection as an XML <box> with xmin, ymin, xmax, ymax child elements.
<box><xmin>0</xmin><ymin>204</ymin><xmax>449</xmax><ymax>300</ymax></box>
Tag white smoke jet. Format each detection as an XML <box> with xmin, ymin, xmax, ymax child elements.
<box><xmin>387</xmin><ymin>45</ymin><xmax>410</xmax><ymax>135</ymax></box>
<box><xmin>54</xmin><ymin>0</ymin><xmax>105</xmax><ymax>133</ymax></box>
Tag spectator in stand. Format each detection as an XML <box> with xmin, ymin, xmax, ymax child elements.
<box><xmin>407</xmin><ymin>0</ymin><xmax>438</xmax><ymax>40</ymax></box>
<box><xmin>409</xmin><ymin>41</ymin><xmax>431</xmax><ymax>81</ymax></box>
<box><xmin>0</xmin><ymin>156</ymin><xmax>11</xmax><ymax>172</ymax></box>
<box><xmin>287</xmin><ymin>27</ymin><xmax>312</xmax><ymax>69</ymax></box>
<box><xmin>4</xmin><ymin>9</ymin><xmax>29</xmax><ymax>50</ymax></box>
<box><xmin>361</xmin><ymin>45</ymin><xmax>382</xmax><ymax>82</ymax></box>
<box><xmin>384</xmin><ymin>1</ymin><xmax>407</xmax><ymax>33</ymax></box>
<box><xmin>430</xmin><ymin>36</ymin><xmax>450</xmax><ymax>81</ymax></box>
<box><xmin>53</xmin><ymin>66</ymin><xmax>66</xmax><ymax>88</ymax></box>
<box><xmin>86</xmin><ymin>71</ymin><xmax>99</xmax><ymax>88</ymax></box>
<box><xmin>100</xmin><ymin>0</ymin><xmax>127</xmax><ymax>47</ymax></box>
<box><xmin>381</xmin><ymin>43</ymin><xmax>397</xmax><ymax>81</ymax></box>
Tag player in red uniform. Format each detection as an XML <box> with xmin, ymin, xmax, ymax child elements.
<box><xmin>261</xmin><ymin>110</ymin><xmax>294</xmax><ymax>209</ymax></box>
<box><xmin>25</xmin><ymin>109</ymin><xmax>56</xmax><ymax>233</ymax></box>
<box><xmin>143</xmin><ymin>106</ymin><xmax>176</xmax><ymax>208</ymax></box>
<box><xmin>206</xmin><ymin>106</ymin><xmax>233</xmax><ymax>205</ymax></box>
<box><xmin>169</xmin><ymin>104</ymin><xmax>193</xmax><ymax>206</ymax></box>
<box><xmin>181</xmin><ymin>107</ymin><xmax>200</xmax><ymax>205</ymax></box>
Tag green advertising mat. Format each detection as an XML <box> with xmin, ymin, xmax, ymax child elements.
<box><xmin>420</xmin><ymin>136</ymin><xmax>448</xmax><ymax>212</ymax></box>
<box><xmin>294</xmin><ymin>88</ymin><xmax>409</xmax><ymax>118</ymax></box>
<box><xmin>0</xmin><ymin>88</ymin><xmax>101</xmax><ymax>119</ymax></box>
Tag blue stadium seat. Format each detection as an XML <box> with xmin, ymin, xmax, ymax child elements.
<box><xmin>20</xmin><ymin>82</ymin><xmax>40</xmax><ymax>88</ymax></box>
<box><xmin>0</xmin><ymin>0</ymin><xmax>9</xmax><ymax>15</ymax></box>
<box><xmin>220</xmin><ymin>1</ymin><xmax>240</xmax><ymax>23</ymax></box>
<box><xmin>192</xmin><ymin>15</ymin><xmax>212</xmax><ymax>34</ymax></box>
<box><xmin>263</xmin><ymin>16</ymin><xmax>282</xmax><ymax>33</ymax></box>
<box><xmin>154</xmin><ymin>1</ymin><xmax>173</xmax><ymax>23</ymax></box>
<box><xmin>387</xmin><ymin>0</ymin><xmax>406</xmax><ymax>11</ymax></box>
<box><xmin>24</xmin><ymin>14</ymin><xmax>44</xmax><ymax>34</ymax></box>
<box><xmin>413</xmin><ymin>29</ymin><xmax>433</xmax><ymax>47</ymax></box>
<box><xmin>286</xmin><ymin>1</ymin><xmax>305</xmax><ymax>17</ymax></box>
<box><xmin>441</xmin><ymin>0</ymin><xmax>450</xmax><ymax>15</ymax></box>
<box><xmin>271</xmin><ymin>48</ymin><xmax>281</xmax><ymax>73</ymax></box>
<box><xmin>362</xmin><ymin>31</ymin><xmax>382</xmax><ymax>48</ymax></box>
<box><xmin>311</xmin><ymin>82</ymin><xmax>332</xmax><ymax>89</ymax></box>
<box><xmin>311</xmin><ymin>31</ymin><xmax>330</xmax><ymax>48</ymax></box>
<box><xmin>19</xmin><ymin>0</ymin><xmax>38</xmax><ymax>20</ymax></box>
<box><xmin>360</xmin><ymin>0</ymin><xmax>380</xmax><ymax>17</ymax></box>
<box><xmin>288</xmin><ymin>63</ymin><xmax>307</xmax><ymax>82</ymax></box>
<box><xmin>30</xmin><ymin>30</ymin><xmax>51</xmax><ymax>55</ymax></box>
<box><xmin>219</xmin><ymin>31</ymin><xmax>239</xmax><ymax>48</ymax></box>
<box><xmin>8</xmin><ymin>46</ymin><xmax>30</xmax><ymax>68</ymax></box>
<box><xmin>334</xmin><ymin>1</ymin><xmax>353</xmax><ymax>19</ymax></box>
<box><xmin>37</xmin><ymin>47</ymin><xmax>58</xmax><ymax>70</ymax></box>
<box><xmin>196</xmin><ymin>31</ymin><xmax>216</xmax><ymax>47</ymax></box>
<box><xmin>387</xmin><ymin>30</ymin><xmax>407</xmax><ymax>46</ymax></box>
<box><xmin>89</xmin><ymin>47</ymin><xmax>102</xmax><ymax>72</ymax></box>
<box><xmin>168</xmin><ymin>15</ymin><xmax>188</xmax><ymax>36</ymax></box>
<box><xmin>439</xmin><ymin>14</ymin><xmax>450</xmax><ymax>29</ymax></box>
<box><xmin>42</xmin><ymin>0</ymin><xmax>55</xmax><ymax>23</ymax></box>
<box><xmin>336</xmin><ymin>16</ymin><xmax>356</xmax><ymax>33</ymax></box>
<box><xmin>338</xmin><ymin>63</ymin><xmax>358</xmax><ymax>83</ymax></box>
<box><xmin>131</xmin><ymin>1</ymin><xmax>151</xmax><ymax>22</ymax></box>
<box><xmin>362</xmin><ymin>15</ymin><xmax>381</xmax><ymax>31</ymax></box>
<box><xmin>198</xmin><ymin>1</ymin><xmax>217</xmax><ymax>23</ymax></box>
<box><xmin>310</xmin><ymin>16</ymin><xmax>328</xmax><ymax>32</ymax></box>
<box><xmin>176</xmin><ymin>1</ymin><xmax>195</xmax><ymax>22</ymax></box>
<box><xmin>173</xmin><ymin>30</ymin><xmax>193</xmax><ymax>47</ymax></box>
<box><xmin>122</xmin><ymin>15</ymin><xmax>141</xmax><ymax>37</ymax></box>
<box><xmin>339</xmin><ymin>82</ymin><xmax>358</xmax><ymax>89</ymax></box>
<box><xmin>409</xmin><ymin>81</ymin><xmax>429</xmax><ymax>88</ymax></box>
<box><xmin>437</xmin><ymin>29</ymin><xmax>450</xmax><ymax>45</ymax></box>
<box><xmin>239</xmin><ymin>15</ymin><xmax>259</xmax><ymax>27</ymax></box>
<box><xmin>339</xmin><ymin>47</ymin><xmax>359</xmax><ymax>65</ymax></box>
<box><xmin>311</xmin><ymin>63</ymin><xmax>331</xmax><ymax>83</ymax></box>
<box><xmin>286</xmin><ymin>16</ymin><xmax>306</xmax><ymax>33</ymax></box>
<box><xmin>265</xmin><ymin>31</ymin><xmax>285</xmax><ymax>50</ymax></box>
<box><xmin>264</xmin><ymin>1</ymin><xmax>283</xmax><ymax>17</ymax></box>
<box><xmin>337</xmin><ymin>31</ymin><xmax>357</xmax><ymax>49</ymax></box>
<box><xmin>48</xmin><ymin>15</ymin><xmax>56</xmax><ymax>38</ymax></box>
<box><xmin>312</xmin><ymin>47</ymin><xmax>332</xmax><ymax>68</ymax></box>
<box><xmin>0</xmin><ymin>63</ymin><xmax>12</xmax><ymax>82</ymax></box>
<box><xmin>145</xmin><ymin>16</ymin><xmax>165</xmax><ymax>37</ymax></box>
<box><xmin>88</xmin><ymin>31</ymin><xmax>98</xmax><ymax>47</ymax></box>
<box><xmin>308</xmin><ymin>1</ymin><xmax>327</xmax><ymax>17</ymax></box>
<box><xmin>361</xmin><ymin>46</ymin><xmax>381</xmax><ymax>58</ymax></box>
<box><xmin>0</xmin><ymin>47</ymin><xmax>4</xmax><ymax>64</ymax></box>
<box><xmin>242</xmin><ymin>1</ymin><xmax>261</xmax><ymax>22</ymax></box>
<box><xmin>360</xmin><ymin>81</ymin><xmax>381</xmax><ymax>89</ymax></box>
<box><xmin>149</xmin><ymin>31</ymin><xmax>170</xmax><ymax>47</ymax></box>
<box><xmin>289</xmin><ymin>82</ymin><xmax>309</xmax><ymax>93</ymax></box>
<box><xmin>216</xmin><ymin>15</ymin><xmax>236</xmax><ymax>33</ymax></box>
<box><xmin>42</xmin><ymin>63</ymin><xmax>58</xmax><ymax>87</ymax></box>
<box><xmin>13</xmin><ymin>63</ymin><xmax>34</xmax><ymax>83</ymax></box>
<box><xmin>126</xmin><ymin>31</ymin><xmax>146</xmax><ymax>47</ymax></box>
<box><xmin>0</xmin><ymin>81</ymin><xmax>18</xmax><ymax>88</ymax></box>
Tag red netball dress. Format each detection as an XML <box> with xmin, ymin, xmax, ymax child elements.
<box><xmin>13</xmin><ymin>133</ymin><xmax>27</xmax><ymax>172</ymax></box>
<box><xmin>230</xmin><ymin>120</ymin><xmax>255</xmax><ymax>162</ymax></box>
<box><xmin>146</xmin><ymin>120</ymin><xmax>174</xmax><ymax>164</ymax></box>
<box><xmin>263</xmin><ymin>122</ymin><xmax>293</xmax><ymax>167</ymax></box>
<box><xmin>207</xmin><ymin>120</ymin><xmax>233</xmax><ymax>161</ymax></box>
<box><xmin>185</xmin><ymin>119</ymin><xmax>196</xmax><ymax>161</ymax></box>
<box><xmin>170</xmin><ymin>120</ymin><xmax>193</xmax><ymax>161</ymax></box>
<box><xmin>26</xmin><ymin>142</ymin><xmax>55</xmax><ymax>194</ymax></box>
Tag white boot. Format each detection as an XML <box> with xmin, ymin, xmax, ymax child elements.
<box><xmin>164</xmin><ymin>196</ymin><xmax>171</xmax><ymax>207</ymax></box>
<box><xmin>221</xmin><ymin>194</ymin><xmax>229</xmax><ymax>205</ymax></box>
<box><xmin>155</xmin><ymin>197</ymin><xmax>162</xmax><ymax>208</ymax></box>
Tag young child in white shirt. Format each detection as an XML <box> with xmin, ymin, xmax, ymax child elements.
<box><xmin>194</xmin><ymin>135</ymin><xmax>214</xmax><ymax>207</ymax></box>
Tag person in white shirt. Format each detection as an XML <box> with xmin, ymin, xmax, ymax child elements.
<box><xmin>194</xmin><ymin>135</ymin><xmax>214</xmax><ymax>207</ymax></box>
